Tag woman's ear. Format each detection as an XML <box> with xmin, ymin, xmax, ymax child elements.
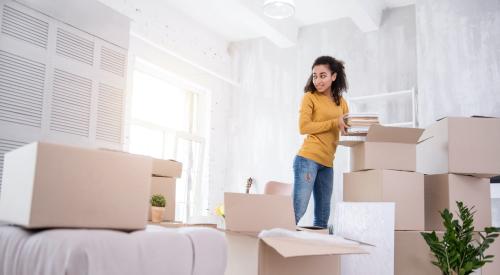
<box><xmin>331</xmin><ymin>72</ymin><xmax>337</xmax><ymax>82</ymax></box>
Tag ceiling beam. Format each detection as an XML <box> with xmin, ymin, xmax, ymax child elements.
<box><xmin>349</xmin><ymin>0</ymin><xmax>385</xmax><ymax>32</ymax></box>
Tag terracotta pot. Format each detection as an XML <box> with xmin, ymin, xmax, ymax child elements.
<box><xmin>151</xmin><ymin>206</ymin><xmax>165</xmax><ymax>223</ymax></box>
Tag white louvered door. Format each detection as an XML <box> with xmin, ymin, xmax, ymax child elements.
<box><xmin>0</xmin><ymin>0</ymin><xmax>129</xmax><ymax>192</ymax></box>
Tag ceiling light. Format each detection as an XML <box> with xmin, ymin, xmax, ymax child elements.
<box><xmin>263</xmin><ymin>0</ymin><xmax>295</xmax><ymax>19</ymax></box>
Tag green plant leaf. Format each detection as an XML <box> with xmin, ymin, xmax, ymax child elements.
<box><xmin>150</xmin><ymin>194</ymin><xmax>166</xmax><ymax>207</ymax></box>
<box><xmin>421</xmin><ymin>201</ymin><xmax>499</xmax><ymax>274</ymax></box>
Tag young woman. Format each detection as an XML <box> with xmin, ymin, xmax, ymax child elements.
<box><xmin>293</xmin><ymin>56</ymin><xmax>349</xmax><ymax>228</ymax></box>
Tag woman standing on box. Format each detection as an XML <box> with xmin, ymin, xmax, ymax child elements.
<box><xmin>293</xmin><ymin>56</ymin><xmax>349</xmax><ymax>228</ymax></box>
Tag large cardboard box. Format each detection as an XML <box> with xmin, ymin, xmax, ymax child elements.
<box><xmin>223</xmin><ymin>193</ymin><xmax>368</xmax><ymax>275</ymax></box>
<box><xmin>343</xmin><ymin>170</ymin><xmax>424</xmax><ymax>230</ymax></box>
<box><xmin>425</xmin><ymin>174</ymin><xmax>491</xmax><ymax>231</ymax></box>
<box><xmin>0</xmin><ymin>142</ymin><xmax>152</xmax><ymax>230</ymax></box>
<box><xmin>224</xmin><ymin>230</ymin><xmax>367</xmax><ymax>275</ymax></box>
<box><xmin>339</xmin><ymin>125</ymin><xmax>424</xmax><ymax>172</ymax></box>
<box><xmin>395</xmin><ymin>231</ymin><xmax>441</xmax><ymax>275</ymax></box>
<box><xmin>152</xmin><ymin>158</ymin><xmax>182</xmax><ymax>178</ymax></box>
<box><xmin>417</xmin><ymin>117</ymin><xmax>500</xmax><ymax>177</ymax></box>
<box><xmin>148</xmin><ymin>176</ymin><xmax>176</xmax><ymax>222</ymax></box>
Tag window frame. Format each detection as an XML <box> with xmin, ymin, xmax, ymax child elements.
<box><xmin>124</xmin><ymin>57</ymin><xmax>210</xmax><ymax>222</ymax></box>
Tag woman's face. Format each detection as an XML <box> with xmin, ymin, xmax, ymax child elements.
<box><xmin>312</xmin><ymin>64</ymin><xmax>336</xmax><ymax>94</ymax></box>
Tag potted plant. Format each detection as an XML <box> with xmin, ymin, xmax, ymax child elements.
<box><xmin>421</xmin><ymin>201</ymin><xmax>500</xmax><ymax>275</ymax></box>
<box><xmin>150</xmin><ymin>194</ymin><xmax>166</xmax><ymax>223</ymax></box>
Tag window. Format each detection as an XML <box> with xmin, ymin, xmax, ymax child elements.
<box><xmin>126</xmin><ymin>59</ymin><xmax>210</xmax><ymax>222</ymax></box>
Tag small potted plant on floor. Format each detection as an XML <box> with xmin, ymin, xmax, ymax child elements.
<box><xmin>421</xmin><ymin>201</ymin><xmax>500</xmax><ymax>275</ymax></box>
<box><xmin>150</xmin><ymin>194</ymin><xmax>166</xmax><ymax>223</ymax></box>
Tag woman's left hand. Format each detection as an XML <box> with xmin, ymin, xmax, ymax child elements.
<box><xmin>338</xmin><ymin>114</ymin><xmax>349</xmax><ymax>135</ymax></box>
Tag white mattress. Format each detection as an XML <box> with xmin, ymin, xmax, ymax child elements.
<box><xmin>0</xmin><ymin>225</ymin><xmax>227</xmax><ymax>275</ymax></box>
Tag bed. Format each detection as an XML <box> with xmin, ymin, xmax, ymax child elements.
<box><xmin>0</xmin><ymin>224</ymin><xmax>227</xmax><ymax>275</ymax></box>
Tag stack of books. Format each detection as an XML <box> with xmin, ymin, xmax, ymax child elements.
<box><xmin>343</xmin><ymin>113</ymin><xmax>380</xmax><ymax>136</ymax></box>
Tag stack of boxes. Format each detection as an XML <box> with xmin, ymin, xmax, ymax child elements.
<box><xmin>340</xmin><ymin>125</ymin><xmax>425</xmax><ymax>231</ymax></box>
<box><xmin>340</xmin><ymin>117</ymin><xmax>500</xmax><ymax>275</ymax></box>
<box><xmin>412</xmin><ymin>117</ymin><xmax>500</xmax><ymax>275</ymax></box>
<box><xmin>149</xmin><ymin>158</ymin><xmax>182</xmax><ymax>222</ymax></box>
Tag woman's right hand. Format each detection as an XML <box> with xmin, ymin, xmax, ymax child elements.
<box><xmin>338</xmin><ymin>114</ymin><xmax>349</xmax><ymax>135</ymax></box>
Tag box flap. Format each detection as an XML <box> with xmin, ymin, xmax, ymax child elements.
<box><xmin>224</xmin><ymin>193</ymin><xmax>296</xmax><ymax>233</ymax></box>
<box><xmin>366</xmin><ymin>125</ymin><xmax>424</xmax><ymax>144</ymax></box>
<box><xmin>337</xmin><ymin>136</ymin><xmax>366</xmax><ymax>147</ymax></box>
<box><xmin>337</xmin><ymin>140</ymin><xmax>363</xmax><ymax>147</ymax></box>
<box><xmin>261</xmin><ymin>237</ymin><xmax>368</xmax><ymax>258</ymax></box>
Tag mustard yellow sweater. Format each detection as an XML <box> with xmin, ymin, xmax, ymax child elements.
<box><xmin>297</xmin><ymin>92</ymin><xmax>349</xmax><ymax>167</ymax></box>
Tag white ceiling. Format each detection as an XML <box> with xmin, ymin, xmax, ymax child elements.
<box><xmin>138</xmin><ymin>0</ymin><xmax>415</xmax><ymax>48</ymax></box>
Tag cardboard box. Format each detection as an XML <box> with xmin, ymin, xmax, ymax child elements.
<box><xmin>425</xmin><ymin>174</ymin><xmax>491</xmax><ymax>231</ymax></box>
<box><xmin>225</xmin><ymin>231</ymin><xmax>259</xmax><ymax>275</ymax></box>
<box><xmin>224</xmin><ymin>192</ymin><xmax>296</xmax><ymax>233</ymax></box>
<box><xmin>148</xmin><ymin>176</ymin><xmax>176</xmax><ymax>222</ymax></box>
<box><xmin>224</xmin><ymin>230</ymin><xmax>367</xmax><ymax>275</ymax></box>
<box><xmin>395</xmin><ymin>231</ymin><xmax>441</xmax><ymax>275</ymax></box>
<box><xmin>223</xmin><ymin>193</ymin><xmax>369</xmax><ymax>275</ymax></box>
<box><xmin>417</xmin><ymin>117</ymin><xmax>500</xmax><ymax>177</ymax></box>
<box><xmin>152</xmin><ymin>158</ymin><xmax>182</xmax><ymax>178</ymax></box>
<box><xmin>0</xmin><ymin>142</ymin><xmax>152</xmax><ymax>230</ymax></box>
<box><xmin>339</xmin><ymin>125</ymin><xmax>424</xmax><ymax>172</ymax></box>
<box><xmin>482</xmin><ymin>234</ymin><xmax>500</xmax><ymax>275</ymax></box>
<box><xmin>343</xmin><ymin>170</ymin><xmax>424</xmax><ymax>230</ymax></box>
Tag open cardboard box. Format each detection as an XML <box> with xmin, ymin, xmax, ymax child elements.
<box><xmin>417</xmin><ymin>116</ymin><xmax>500</xmax><ymax>177</ymax></box>
<box><xmin>339</xmin><ymin>125</ymin><xmax>424</xmax><ymax>172</ymax></box>
<box><xmin>224</xmin><ymin>192</ymin><xmax>369</xmax><ymax>275</ymax></box>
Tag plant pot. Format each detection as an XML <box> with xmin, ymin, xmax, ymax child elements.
<box><xmin>151</xmin><ymin>206</ymin><xmax>165</xmax><ymax>223</ymax></box>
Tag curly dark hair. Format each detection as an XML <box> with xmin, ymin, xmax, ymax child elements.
<box><xmin>303</xmin><ymin>56</ymin><xmax>348</xmax><ymax>106</ymax></box>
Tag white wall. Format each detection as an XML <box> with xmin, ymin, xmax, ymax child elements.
<box><xmin>98</xmin><ymin>0</ymin><xmax>232</xmax><ymax>82</ymax></box>
<box><xmin>226</xmin><ymin>6</ymin><xmax>417</xmax><ymax>225</ymax></box>
<box><xmin>416</xmin><ymin>0</ymin><xmax>500</xmax><ymax>126</ymax></box>
<box><xmin>226</xmin><ymin>38</ymin><xmax>300</xmax><ymax>194</ymax></box>
<box><xmin>298</xmin><ymin>6</ymin><xmax>417</xmax><ymax>98</ymax></box>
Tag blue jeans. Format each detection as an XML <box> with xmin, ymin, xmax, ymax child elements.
<box><xmin>293</xmin><ymin>155</ymin><xmax>333</xmax><ymax>228</ymax></box>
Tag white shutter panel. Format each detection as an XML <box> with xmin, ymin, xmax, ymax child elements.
<box><xmin>96</xmin><ymin>83</ymin><xmax>123</xmax><ymax>143</ymax></box>
<box><xmin>100</xmin><ymin>46</ymin><xmax>126</xmax><ymax>77</ymax></box>
<box><xmin>56</xmin><ymin>27</ymin><xmax>94</xmax><ymax>66</ymax></box>
<box><xmin>50</xmin><ymin>69</ymin><xmax>92</xmax><ymax>137</ymax></box>
<box><xmin>0</xmin><ymin>50</ymin><xmax>44</xmax><ymax>127</ymax></box>
<box><xmin>1</xmin><ymin>4</ymin><xmax>48</xmax><ymax>48</ymax></box>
